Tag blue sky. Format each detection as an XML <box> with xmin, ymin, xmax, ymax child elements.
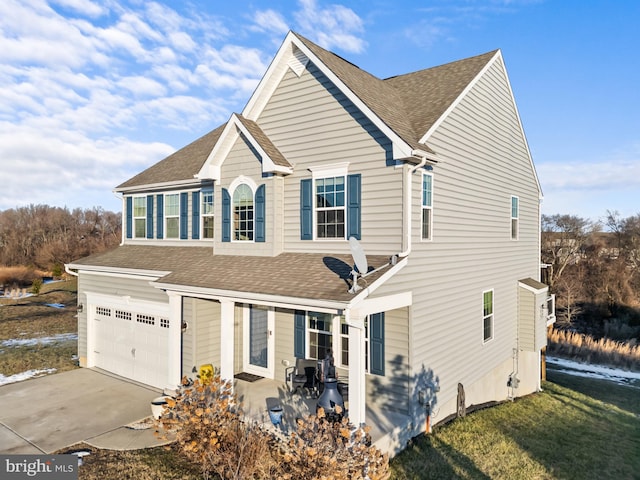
<box><xmin>1</xmin><ymin>0</ymin><xmax>638</xmax><ymax>223</ymax></box>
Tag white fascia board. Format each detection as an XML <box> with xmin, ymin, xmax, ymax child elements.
<box><xmin>243</xmin><ymin>32</ymin><xmax>414</xmax><ymax>159</ymax></box>
<box><xmin>231</xmin><ymin>114</ymin><xmax>293</xmax><ymax>175</ymax></box>
<box><xmin>419</xmin><ymin>51</ymin><xmax>500</xmax><ymax>145</ymax></box>
<box><xmin>152</xmin><ymin>282</ymin><xmax>349</xmax><ymax>313</ymax></box>
<box><xmin>196</xmin><ymin>120</ymin><xmax>240</xmax><ymax>182</ymax></box>
<box><xmin>348</xmin><ymin>255</ymin><xmax>409</xmax><ymax>307</ymax></box>
<box><xmin>68</xmin><ymin>265</ymin><xmax>170</xmax><ymax>279</ymax></box>
<box><xmin>350</xmin><ymin>291</ymin><xmax>412</xmax><ymax>320</ymax></box>
<box><xmin>115</xmin><ymin>179</ymin><xmax>204</xmax><ymax>194</ymax></box>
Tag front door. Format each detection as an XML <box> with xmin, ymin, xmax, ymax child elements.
<box><xmin>243</xmin><ymin>305</ymin><xmax>274</xmax><ymax>378</ymax></box>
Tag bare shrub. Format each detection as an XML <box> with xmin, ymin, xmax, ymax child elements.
<box><xmin>277</xmin><ymin>407</ymin><xmax>390</xmax><ymax>480</ymax></box>
<box><xmin>0</xmin><ymin>266</ymin><xmax>39</xmax><ymax>288</ymax></box>
<box><xmin>548</xmin><ymin>327</ymin><xmax>640</xmax><ymax>371</ymax></box>
<box><xmin>155</xmin><ymin>377</ymin><xmax>278</xmax><ymax>480</ymax></box>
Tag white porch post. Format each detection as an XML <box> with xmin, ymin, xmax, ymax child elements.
<box><xmin>167</xmin><ymin>292</ymin><xmax>183</xmax><ymax>391</ymax></box>
<box><xmin>220</xmin><ymin>300</ymin><xmax>235</xmax><ymax>383</ymax></box>
<box><xmin>347</xmin><ymin>309</ymin><xmax>367</xmax><ymax>426</ymax></box>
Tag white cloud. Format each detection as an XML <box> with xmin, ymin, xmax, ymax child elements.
<box><xmin>293</xmin><ymin>0</ymin><xmax>366</xmax><ymax>53</ymax></box>
<box><xmin>252</xmin><ymin>9</ymin><xmax>290</xmax><ymax>35</ymax></box>
<box><xmin>51</xmin><ymin>0</ymin><xmax>105</xmax><ymax>17</ymax></box>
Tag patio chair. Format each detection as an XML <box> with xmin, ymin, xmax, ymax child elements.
<box><xmin>285</xmin><ymin>358</ymin><xmax>319</xmax><ymax>397</ymax></box>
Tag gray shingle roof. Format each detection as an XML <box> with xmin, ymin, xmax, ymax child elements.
<box><xmin>117</xmin><ymin>33</ymin><xmax>496</xmax><ymax>189</ymax></box>
<box><xmin>235</xmin><ymin>114</ymin><xmax>291</xmax><ymax>168</ymax></box>
<box><xmin>69</xmin><ymin>246</ymin><xmax>394</xmax><ymax>303</ymax></box>
<box><xmin>117</xmin><ymin>124</ymin><xmax>226</xmax><ymax>190</ymax></box>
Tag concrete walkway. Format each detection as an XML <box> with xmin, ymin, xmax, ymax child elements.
<box><xmin>0</xmin><ymin>368</ymin><xmax>169</xmax><ymax>454</ymax></box>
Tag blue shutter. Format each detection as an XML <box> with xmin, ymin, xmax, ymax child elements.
<box><xmin>156</xmin><ymin>195</ymin><xmax>163</xmax><ymax>239</ymax></box>
<box><xmin>222</xmin><ymin>188</ymin><xmax>231</xmax><ymax>242</ymax></box>
<box><xmin>370</xmin><ymin>312</ymin><xmax>385</xmax><ymax>375</ymax></box>
<box><xmin>146</xmin><ymin>196</ymin><xmax>154</xmax><ymax>239</ymax></box>
<box><xmin>294</xmin><ymin>310</ymin><xmax>306</xmax><ymax>359</ymax></box>
<box><xmin>300</xmin><ymin>179</ymin><xmax>312</xmax><ymax>240</ymax></box>
<box><xmin>255</xmin><ymin>184</ymin><xmax>266</xmax><ymax>242</ymax></box>
<box><xmin>180</xmin><ymin>192</ymin><xmax>188</xmax><ymax>239</ymax></box>
<box><xmin>126</xmin><ymin>197</ymin><xmax>132</xmax><ymax>239</ymax></box>
<box><xmin>192</xmin><ymin>191</ymin><xmax>200</xmax><ymax>240</ymax></box>
<box><xmin>347</xmin><ymin>173</ymin><xmax>361</xmax><ymax>240</ymax></box>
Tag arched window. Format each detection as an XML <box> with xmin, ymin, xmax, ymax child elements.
<box><xmin>233</xmin><ymin>183</ymin><xmax>254</xmax><ymax>241</ymax></box>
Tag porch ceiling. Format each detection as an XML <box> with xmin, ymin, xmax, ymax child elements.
<box><xmin>69</xmin><ymin>245</ymin><xmax>395</xmax><ymax>303</ymax></box>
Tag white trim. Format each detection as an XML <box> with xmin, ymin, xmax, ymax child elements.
<box><xmin>313</xmin><ymin>173</ymin><xmax>347</xmax><ymax>241</ymax></box>
<box><xmin>167</xmin><ymin>292</ymin><xmax>182</xmax><ymax>390</ymax></box>
<box><xmin>309</xmin><ymin>162</ymin><xmax>350</xmax><ymax>179</ymax></box>
<box><xmin>229</xmin><ymin>177</ymin><xmax>257</xmax><ymax>243</ymax></box>
<box><xmin>132</xmin><ymin>195</ymin><xmax>147</xmax><ymax>239</ymax></box>
<box><xmin>242</xmin><ymin>32</ymin><xmax>414</xmax><ymax>159</ymax></box>
<box><xmin>164</xmin><ymin>192</ymin><xmax>180</xmax><ymax>239</ymax></box>
<box><xmin>349</xmin><ymin>256</ymin><xmax>409</xmax><ymax>307</ymax></box>
<box><xmin>116</xmin><ymin>179</ymin><xmax>206</xmax><ymax>194</ymax></box>
<box><xmin>510</xmin><ymin>195</ymin><xmax>519</xmax><ymax>241</ymax></box>
<box><xmin>71</xmin><ymin>267</ymin><xmax>169</xmax><ymax>279</ymax></box>
<box><xmin>421</xmin><ymin>172</ymin><xmax>434</xmax><ymax>242</ymax></box>
<box><xmin>229</xmin><ymin>175</ymin><xmax>258</xmax><ymax>194</ymax></box>
<box><xmin>220</xmin><ymin>300</ymin><xmax>235</xmax><ymax>382</ymax></box>
<box><xmin>242</xmin><ymin>304</ymin><xmax>275</xmax><ymax>378</ymax></box>
<box><xmin>482</xmin><ymin>289</ymin><xmax>495</xmax><ymax>344</ymax></box>
<box><xmin>350</xmin><ymin>292</ymin><xmax>412</xmax><ymax>320</ymax></box>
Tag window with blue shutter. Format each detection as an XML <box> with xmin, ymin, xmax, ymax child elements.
<box><xmin>347</xmin><ymin>173</ymin><xmax>361</xmax><ymax>240</ymax></box>
<box><xmin>369</xmin><ymin>312</ymin><xmax>385</xmax><ymax>375</ymax></box>
<box><xmin>192</xmin><ymin>191</ymin><xmax>200</xmax><ymax>239</ymax></box>
<box><xmin>300</xmin><ymin>179</ymin><xmax>312</xmax><ymax>240</ymax></box>
<box><xmin>146</xmin><ymin>196</ymin><xmax>154</xmax><ymax>239</ymax></box>
<box><xmin>180</xmin><ymin>192</ymin><xmax>188</xmax><ymax>239</ymax></box>
<box><xmin>294</xmin><ymin>310</ymin><xmax>306</xmax><ymax>358</ymax></box>
<box><xmin>255</xmin><ymin>184</ymin><xmax>266</xmax><ymax>242</ymax></box>
<box><xmin>222</xmin><ymin>188</ymin><xmax>231</xmax><ymax>242</ymax></box>
<box><xmin>156</xmin><ymin>194</ymin><xmax>163</xmax><ymax>239</ymax></box>
<box><xmin>126</xmin><ymin>197</ymin><xmax>133</xmax><ymax>239</ymax></box>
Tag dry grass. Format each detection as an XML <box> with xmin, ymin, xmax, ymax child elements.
<box><xmin>0</xmin><ymin>266</ymin><xmax>43</xmax><ymax>288</ymax></box>
<box><xmin>0</xmin><ymin>278</ymin><xmax>78</xmax><ymax>376</ymax></box>
<box><xmin>547</xmin><ymin>327</ymin><xmax>640</xmax><ymax>371</ymax></box>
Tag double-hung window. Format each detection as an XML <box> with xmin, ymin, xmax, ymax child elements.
<box><xmin>483</xmin><ymin>289</ymin><xmax>494</xmax><ymax>343</ymax></box>
<box><xmin>422</xmin><ymin>173</ymin><xmax>433</xmax><ymax>240</ymax></box>
<box><xmin>133</xmin><ymin>196</ymin><xmax>146</xmax><ymax>238</ymax></box>
<box><xmin>339</xmin><ymin>317</ymin><xmax>371</xmax><ymax>372</ymax></box>
<box><xmin>165</xmin><ymin>194</ymin><xmax>180</xmax><ymax>239</ymax></box>
<box><xmin>316</xmin><ymin>176</ymin><xmax>345</xmax><ymax>239</ymax></box>
<box><xmin>511</xmin><ymin>196</ymin><xmax>519</xmax><ymax>240</ymax></box>
<box><xmin>202</xmin><ymin>189</ymin><xmax>214</xmax><ymax>239</ymax></box>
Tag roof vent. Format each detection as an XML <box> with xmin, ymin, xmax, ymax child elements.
<box><xmin>288</xmin><ymin>47</ymin><xmax>309</xmax><ymax>77</ymax></box>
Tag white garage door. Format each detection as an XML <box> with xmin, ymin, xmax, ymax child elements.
<box><xmin>88</xmin><ymin>295</ymin><xmax>171</xmax><ymax>389</ymax></box>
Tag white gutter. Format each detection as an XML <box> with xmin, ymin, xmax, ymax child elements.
<box><xmin>398</xmin><ymin>151</ymin><xmax>429</xmax><ymax>258</ymax></box>
<box><xmin>64</xmin><ymin>264</ymin><xmax>78</xmax><ymax>277</ymax></box>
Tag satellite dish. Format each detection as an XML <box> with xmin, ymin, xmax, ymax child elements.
<box><xmin>349</xmin><ymin>236</ymin><xmax>368</xmax><ymax>274</ymax></box>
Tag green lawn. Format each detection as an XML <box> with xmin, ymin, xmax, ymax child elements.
<box><xmin>390</xmin><ymin>372</ymin><xmax>640</xmax><ymax>479</ymax></box>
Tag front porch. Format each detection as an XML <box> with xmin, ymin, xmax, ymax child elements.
<box><xmin>233</xmin><ymin>376</ymin><xmax>413</xmax><ymax>454</ymax></box>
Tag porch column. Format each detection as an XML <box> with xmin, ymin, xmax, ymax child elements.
<box><xmin>347</xmin><ymin>309</ymin><xmax>367</xmax><ymax>426</ymax></box>
<box><xmin>167</xmin><ymin>292</ymin><xmax>183</xmax><ymax>391</ymax></box>
<box><xmin>220</xmin><ymin>300</ymin><xmax>235</xmax><ymax>383</ymax></box>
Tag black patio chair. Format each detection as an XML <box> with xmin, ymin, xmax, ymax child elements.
<box><xmin>285</xmin><ymin>358</ymin><xmax>319</xmax><ymax>397</ymax></box>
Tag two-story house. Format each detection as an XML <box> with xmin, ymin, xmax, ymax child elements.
<box><xmin>67</xmin><ymin>31</ymin><xmax>553</xmax><ymax>452</ymax></box>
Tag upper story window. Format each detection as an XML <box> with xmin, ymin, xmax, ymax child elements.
<box><xmin>301</xmin><ymin>163</ymin><xmax>361</xmax><ymax>241</ymax></box>
<box><xmin>165</xmin><ymin>194</ymin><xmax>180</xmax><ymax>239</ymax></box>
<box><xmin>316</xmin><ymin>176</ymin><xmax>345</xmax><ymax>239</ymax></box>
<box><xmin>202</xmin><ymin>189</ymin><xmax>214</xmax><ymax>239</ymax></box>
<box><xmin>422</xmin><ymin>173</ymin><xmax>433</xmax><ymax>240</ymax></box>
<box><xmin>233</xmin><ymin>184</ymin><xmax>254</xmax><ymax>241</ymax></box>
<box><xmin>133</xmin><ymin>196</ymin><xmax>146</xmax><ymax>238</ymax></box>
<box><xmin>511</xmin><ymin>195</ymin><xmax>519</xmax><ymax>240</ymax></box>
<box><xmin>483</xmin><ymin>289</ymin><xmax>494</xmax><ymax>343</ymax></box>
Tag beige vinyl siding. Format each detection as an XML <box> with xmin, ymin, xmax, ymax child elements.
<box><xmin>274</xmin><ymin>308</ymin><xmax>295</xmax><ymax>383</ymax></box>
<box><xmin>216</xmin><ymin>135</ymin><xmax>283</xmax><ymax>256</ymax></box>
<box><xmin>365</xmin><ymin>307</ymin><xmax>410</xmax><ymax>415</ymax></box>
<box><xmin>182</xmin><ymin>298</ymin><xmax>195</xmax><ymax>377</ymax></box>
<box><xmin>373</xmin><ymin>57</ymin><xmax>541</xmax><ymax>411</ymax></box>
<box><xmin>193</xmin><ymin>299</ymin><xmax>221</xmax><ymax>371</ymax></box>
<box><xmin>76</xmin><ymin>272</ymin><xmax>169</xmax><ymax>365</ymax></box>
<box><xmin>257</xmin><ymin>62</ymin><xmax>404</xmax><ymax>255</ymax></box>
<box><xmin>518</xmin><ymin>287</ymin><xmax>536</xmax><ymax>351</ymax></box>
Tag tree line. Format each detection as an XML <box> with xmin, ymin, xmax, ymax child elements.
<box><xmin>542</xmin><ymin>211</ymin><xmax>640</xmax><ymax>340</ymax></box>
<box><xmin>0</xmin><ymin>205</ymin><xmax>121</xmax><ymax>272</ymax></box>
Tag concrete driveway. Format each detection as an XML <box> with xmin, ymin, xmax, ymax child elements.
<box><xmin>0</xmin><ymin>368</ymin><xmax>162</xmax><ymax>454</ymax></box>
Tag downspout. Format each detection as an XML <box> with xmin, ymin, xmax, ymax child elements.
<box><xmin>398</xmin><ymin>154</ymin><xmax>428</xmax><ymax>258</ymax></box>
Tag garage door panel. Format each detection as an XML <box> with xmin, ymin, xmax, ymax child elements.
<box><xmin>90</xmin><ymin>296</ymin><xmax>170</xmax><ymax>389</ymax></box>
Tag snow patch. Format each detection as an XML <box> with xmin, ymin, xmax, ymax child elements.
<box><xmin>0</xmin><ymin>368</ymin><xmax>57</xmax><ymax>386</ymax></box>
<box><xmin>547</xmin><ymin>356</ymin><xmax>640</xmax><ymax>387</ymax></box>
<box><xmin>1</xmin><ymin>333</ymin><xmax>78</xmax><ymax>348</ymax></box>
